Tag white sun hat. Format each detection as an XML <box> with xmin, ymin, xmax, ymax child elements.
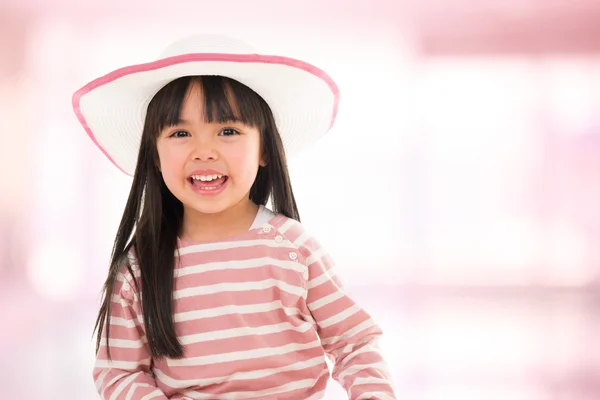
<box><xmin>72</xmin><ymin>34</ymin><xmax>340</xmax><ymax>176</ymax></box>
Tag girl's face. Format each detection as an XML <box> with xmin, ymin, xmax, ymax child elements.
<box><xmin>156</xmin><ymin>82</ymin><xmax>265</xmax><ymax>218</ymax></box>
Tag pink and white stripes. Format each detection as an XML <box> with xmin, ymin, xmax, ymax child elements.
<box><xmin>94</xmin><ymin>214</ymin><xmax>396</xmax><ymax>399</ymax></box>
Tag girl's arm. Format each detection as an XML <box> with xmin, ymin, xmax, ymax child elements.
<box><xmin>288</xmin><ymin>224</ymin><xmax>397</xmax><ymax>400</ymax></box>
<box><xmin>93</xmin><ymin>268</ymin><xmax>169</xmax><ymax>400</ymax></box>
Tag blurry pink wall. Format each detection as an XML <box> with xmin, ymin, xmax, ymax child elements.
<box><xmin>1</xmin><ymin>0</ymin><xmax>600</xmax><ymax>398</ymax></box>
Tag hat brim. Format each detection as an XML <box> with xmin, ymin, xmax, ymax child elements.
<box><xmin>72</xmin><ymin>53</ymin><xmax>340</xmax><ymax>176</ymax></box>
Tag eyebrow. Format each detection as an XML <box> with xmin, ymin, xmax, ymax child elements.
<box><xmin>169</xmin><ymin>116</ymin><xmax>244</xmax><ymax>126</ymax></box>
<box><xmin>171</xmin><ymin>117</ymin><xmax>191</xmax><ymax>125</ymax></box>
<box><xmin>163</xmin><ymin>118</ymin><xmax>194</xmax><ymax>129</ymax></box>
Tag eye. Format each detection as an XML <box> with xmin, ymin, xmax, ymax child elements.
<box><xmin>219</xmin><ymin>128</ymin><xmax>240</xmax><ymax>137</ymax></box>
<box><xmin>168</xmin><ymin>130</ymin><xmax>190</xmax><ymax>138</ymax></box>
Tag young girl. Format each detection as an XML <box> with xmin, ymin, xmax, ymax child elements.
<box><xmin>73</xmin><ymin>34</ymin><xmax>396</xmax><ymax>400</ymax></box>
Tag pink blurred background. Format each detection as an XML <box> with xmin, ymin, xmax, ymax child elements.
<box><xmin>2</xmin><ymin>0</ymin><xmax>600</xmax><ymax>398</ymax></box>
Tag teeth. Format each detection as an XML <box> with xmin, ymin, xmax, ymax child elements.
<box><xmin>191</xmin><ymin>174</ymin><xmax>223</xmax><ymax>182</ymax></box>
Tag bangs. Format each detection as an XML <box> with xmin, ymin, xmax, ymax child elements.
<box><xmin>150</xmin><ymin>75</ymin><xmax>270</xmax><ymax>136</ymax></box>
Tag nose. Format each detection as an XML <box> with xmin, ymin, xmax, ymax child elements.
<box><xmin>191</xmin><ymin>136</ymin><xmax>218</xmax><ymax>161</ymax></box>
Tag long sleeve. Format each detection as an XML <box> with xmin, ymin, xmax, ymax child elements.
<box><xmin>93</xmin><ymin>266</ymin><xmax>168</xmax><ymax>400</ymax></box>
<box><xmin>297</xmin><ymin>232</ymin><xmax>397</xmax><ymax>400</ymax></box>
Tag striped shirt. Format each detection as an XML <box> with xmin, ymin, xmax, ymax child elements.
<box><xmin>93</xmin><ymin>210</ymin><xmax>396</xmax><ymax>399</ymax></box>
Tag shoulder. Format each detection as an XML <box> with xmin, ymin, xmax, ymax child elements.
<box><xmin>269</xmin><ymin>215</ymin><xmax>341</xmax><ymax>287</ymax></box>
<box><xmin>269</xmin><ymin>215</ymin><xmax>326</xmax><ymax>261</ymax></box>
<box><xmin>114</xmin><ymin>245</ymin><xmax>141</xmax><ymax>297</ymax></box>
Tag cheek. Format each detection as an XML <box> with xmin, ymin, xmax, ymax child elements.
<box><xmin>227</xmin><ymin>144</ymin><xmax>261</xmax><ymax>173</ymax></box>
<box><xmin>157</xmin><ymin>146</ymin><xmax>186</xmax><ymax>182</ymax></box>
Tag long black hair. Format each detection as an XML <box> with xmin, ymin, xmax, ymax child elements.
<box><xmin>94</xmin><ymin>75</ymin><xmax>300</xmax><ymax>359</ymax></box>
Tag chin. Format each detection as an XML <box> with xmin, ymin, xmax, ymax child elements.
<box><xmin>182</xmin><ymin>199</ymin><xmax>231</xmax><ymax>215</ymax></box>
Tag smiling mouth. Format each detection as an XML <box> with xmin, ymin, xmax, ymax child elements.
<box><xmin>188</xmin><ymin>174</ymin><xmax>229</xmax><ymax>190</ymax></box>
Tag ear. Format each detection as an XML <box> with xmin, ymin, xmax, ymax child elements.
<box><xmin>259</xmin><ymin>153</ymin><xmax>267</xmax><ymax>167</ymax></box>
